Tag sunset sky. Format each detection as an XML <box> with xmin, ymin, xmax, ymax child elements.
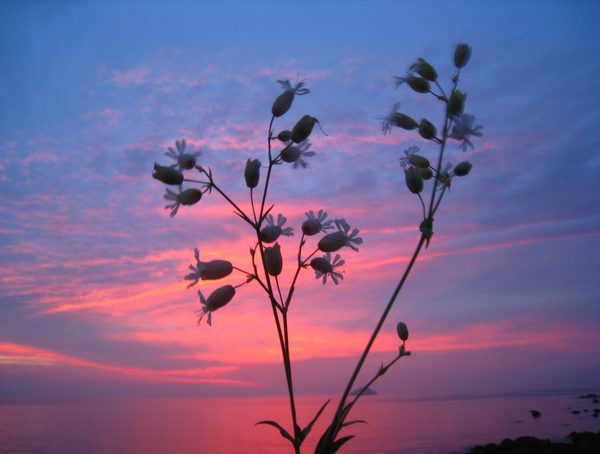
<box><xmin>1</xmin><ymin>1</ymin><xmax>599</xmax><ymax>402</ymax></box>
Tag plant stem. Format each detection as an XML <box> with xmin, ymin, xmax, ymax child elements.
<box><xmin>329</xmin><ymin>234</ymin><xmax>426</xmax><ymax>437</ymax></box>
<box><xmin>256</xmin><ymin>116</ymin><xmax>300</xmax><ymax>452</ymax></box>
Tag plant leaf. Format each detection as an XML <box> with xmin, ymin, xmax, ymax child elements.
<box><xmin>341</xmin><ymin>419</ymin><xmax>367</xmax><ymax>428</ymax></box>
<box><xmin>332</xmin><ymin>435</ymin><xmax>355</xmax><ymax>453</ymax></box>
<box><xmin>255</xmin><ymin>420</ymin><xmax>295</xmax><ymax>444</ymax></box>
<box><xmin>301</xmin><ymin>399</ymin><xmax>330</xmax><ymax>442</ymax></box>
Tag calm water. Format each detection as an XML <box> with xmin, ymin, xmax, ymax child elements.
<box><xmin>1</xmin><ymin>392</ymin><xmax>599</xmax><ymax>453</ymax></box>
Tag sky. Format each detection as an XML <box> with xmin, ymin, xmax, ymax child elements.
<box><xmin>1</xmin><ymin>0</ymin><xmax>600</xmax><ymax>403</ymax></box>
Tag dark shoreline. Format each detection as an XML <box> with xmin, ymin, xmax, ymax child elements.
<box><xmin>466</xmin><ymin>431</ymin><xmax>600</xmax><ymax>453</ymax></box>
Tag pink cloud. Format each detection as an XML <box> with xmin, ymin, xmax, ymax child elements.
<box><xmin>0</xmin><ymin>342</ymin><xmax>251</xmax><ymax>385</ymax></box>
<box><xmin>112</xmin><ymin>67</ymin><xmax>151</xmax><ymax>85</ymax></box>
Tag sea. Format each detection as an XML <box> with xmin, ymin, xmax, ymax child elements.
<box><xmin>1</xmin><ymin>390</ymin><xmax>599</xmax><ymax>453</ymax></box>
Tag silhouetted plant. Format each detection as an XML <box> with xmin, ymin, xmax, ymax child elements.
<box><xmin>151</xmin><ymin>44</ymin><xmax>482</xmax><ymax>453</ymax></box>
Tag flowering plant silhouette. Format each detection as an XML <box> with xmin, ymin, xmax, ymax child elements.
<box><xmin>151</xmin><ymin>43</ymin><xmax>481</xmax><ymax>453</ymax></box>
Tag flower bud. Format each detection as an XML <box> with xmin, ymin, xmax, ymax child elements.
<box><xmin>277</xmin><ymin>130</ymin><xmax>292</xmax><ymax>142</ymax></box>
<box><xmin>291</xmin><ymin>115</ymin><xmax>317</xmax><ymax>143</ymax></box>
<box><xmin>178</xmin><ymin>188</ymin><xmax>202</xmax><ymax>206</ymax></box>
<box><xmin>302</xmin><ymin>219</ymin><xmax>321</xmax><ymax>236</ymax></box>
<box><xmin>454</xmin><ymin>43</ymin><xmax>472</xmax><ymax>69</ymax></box>
<box><xmin>205</xmin><ymin>285</ymin><xmax>236</xmax><ymax>312</ymax></box>
<box><xmin>272</xmin><ymin>89</ymin><xmax>294</xmax><ymax>117</ymax></box>
<box><xmin>421</xmin><ymin>168</ymin><xmax>433</xmax><ymax>180</ymax></box>
<box><xmin>408</xmin><ymin>154</ymin><xmax>430</xmax><ymax>170</ymax></box>
<box><xmin>406</xmin><ymin>76</ymin><xmax>430</xmax><ymax>93</ymax></box>
<box><xmin>153</xmin><ymin>163</ymin><xmax>184</xmax><ymax>185</ymax></box>
<box><xmin>418</xmin><ymin>119</ymin><xmax>437</xmax><ymax>140</ymax></box>
<box><xmin>413</xmin><ymin>58</ymin><xmax>437</xmax><ymax>81</ymax></box>
<box><xmin>310</xmin><ymin>257</ymin><xmax>333</xmax><ymax>274</ymax></box>
<box><xmin>318</xmin><ymin>231</ymin><xmax>347</xmax><ymax>253</ymax></box>
<box><xmin>202</xmin><ymin>260</ymin><xmax>233</xmax><ymax>280</ymax></box>
<box><xmin>447</xmin><ymin>90</ymin><xmax>466</xmax><ymax>116</ymax></box>
<box><xmin>404</xmin><ymin>167</ymin><xmax>423</xmax><ymax>194</ymax></box>
<box><xmin>244</xmin><ymin>159</ymin><xmax>261</xmax><ymax>189</ymax></box>
<box><xmin>396</xmin><ymin>321</ymin><xmax>409</xmax><ymax>341</ymax></box>
<box><xmin>281</xmin><ymin>146</ymin><xmax>301</xmax><ymax>163</ymax></box>
<box><xmin>264</xmin><ymin>243</ymin><xmax>282</xmax><ymax>276</ymax></box>
<box><xmin>260</xmin><ymin>225</ymin><xmax>282</xmax><ymax>243</ymax></box>
<box><xmin>391</xmin><ymin>113</ymin><xmax>418</xmax><ymax>130</ymax></box>
<box><xmin>453</xmin><ymin>160</ymin><xmax>473</xmax><ymax>177</ymax></box>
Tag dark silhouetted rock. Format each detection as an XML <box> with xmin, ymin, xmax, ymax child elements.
<box><xmin>468</xmin><ymin>431</ymin><xmax>600</xmax><ymax>453</ymax></box>
<box><xmin>350</xmin><ymin>386</ymin><xmax>377</xmax><ymax>396</ymax></box>
<box><xmin>529</xmin><ymin>410</ymin><xmax>542</xmax><ymax>418</ymax></box>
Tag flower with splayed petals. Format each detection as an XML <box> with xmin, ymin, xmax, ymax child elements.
<box><xmin>380</xmin><ymin>103</ymin><xmax>418</xmax><ymax>135</ymax></box>
<box><xmin>399</xmin><ymin>146</ymin><xmax>429</xmax><ymax>170</ymax></box>
<box><xmin>164</xmin><ymin>186</ymin><xmax>202</xmax><ymax>217</ymax></box>
<box><xmin>302</xmin><ymin>209</ymin><xmax>334</xmax><ymax>236</ymax></box>
<box><xmin>310</xmin><ymin>253</ymin><xmax>345</xmax><ymax>285</ymax></box>
<box><xmin>450</xmin><ymin>114</ymin><xmax>483</xmax><ymax>150</ymax></box>
<box><xmin>318</xmin><ymin>219</ymin><xmax>363</xmax><ymax>253</ymax></box>
<box><xmin>260</xmin><ymin>214</ymin><xmax>294</xmax><ymax>243</ymax></box>
<box><xmin>164</xmin><ymin>139</ymin><xmax>201</xmax><ymax>170</ymax></box>
<box><xmin>279</xmin><ymin>141</ymin><xmax>316</xmax><ymax>169</ymax></box>
<box><xmin>272</xmin><ymin>79</ymin><xmax>310</xmax><ymax>118</ymax></box>
<box><xmin>184</xmin><ymin>248</ymin><xmax>233</xmax><ymax>288</ymax></box>
<box><xmin>196</xmin><ymin>285</ymin><xmax>236</xmax><ymax>326</ymax></box>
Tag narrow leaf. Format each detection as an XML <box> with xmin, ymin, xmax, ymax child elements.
<box><xmin>255</xmin><ymin>420</ymin><xmax>295</xmax><ymax>444</ymax></box>
<box><xmin>261</xmin><ymin>204</ymin><xmax>275</xmax><ymax>223</ymax></box>
<box><xmin>333</xmin><ymin>435</ymin><xmax>355</xmax><ymax>453</ymax></box>
<box><xmin>341</xmin><ymin>419</ymin><xmax>367</xmax><ymax>428</ymax></box>
<box><xmin>301</xmin><ymin>399</ymin><xmax>330</xmax><ymax>441</ymax></box>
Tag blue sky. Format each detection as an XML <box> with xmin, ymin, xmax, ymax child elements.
<box><xmin>1</xmin><ymin>0</ymin><xmax>600</xmax><ymax>401</ymax></box>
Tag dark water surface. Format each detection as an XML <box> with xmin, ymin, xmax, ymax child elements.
<box><xmin>1</xmin><ymin>392</ymin><xmax>599</xmax><ymax>453</ymax></box>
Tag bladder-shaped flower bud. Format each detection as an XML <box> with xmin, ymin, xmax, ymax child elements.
<box><xmin>260</xmin><ymin>214</ymin><xmax>293</xmax><ymax>243</ymax></box>
<box><xmin>412</xmin><ymin>58</ymin><xmax>438</xmax><ymax>81</ymax></box>
<box><xmin>393</xmin><ymin>113</ymin><xmax>418</xmax><ymax>130</ymax></box>
<box><xmin>405</xmin><ymin>76</ymin><xmax>430</xmax><ymax>93</ymax></box>
<box><xmin>281</xmin><ymin>146</ymin><xmax>301</xmax><ymax>163</ymax></box>
<box><xmin>164</xmin><ymin>187</ymin><xmax>202</xmax><ymax>217</ymax></box>
<box><xmin>197</xmin><ymin>285</ymin><xmax>236</xmax><ymax>326</ymax></box>
<box><xmin>272</xmin><ymin>89</ymin><xmax>294</xmax><ymax>117</ymax></box>
<box><xmin>310</xmin><ymin>257</ymin><xmax>333</xmax><ymax>274</ymax></box>
<box><xmin>418</xmin><ymin>119</ymin><xmax>437</xmax><ymax>140</ymax></box>
<box><xmin>404</xmin><ymin>167</ymin><xmax>424</xmax><ymax>194</ymax></box>
<box><xmin>302</xmin><ymin>209</ymin><xmax>333</xmax><ymax>236</ymax></box>
<box><xmin>318</xmin><ymin>219</ymin><xmax>362</xmax><ymax>252</ymax></box>
<box><xmin>178</xmin><ymin>188</ymin><xmax>202</xmax><ymax>205</ymax></box>
<box><xmin>185</xmin><ymin>249</ymin><xmax>233</xmax><ymax>287</ymax></box>
<box><xmin>453</xmin><ymin>160</ymin><xmax>473</xmax><ymax>177</ymax></box>
<box><xmin>291</xmin><ymin>115</ymin><xmax>318</xmax><ymax>143</ymax></box>
<box><xmin>201</xmin><ymin>260</ymin><xmax>233</xmax><ymax>280</ymax></box>
<box><xmin>310</xmin><ymin>253</ymin><xmax>345</xmax><ymax>285</ymax></box>
<box><xmin>245</xmin><ymin>159</ymin><xmax>261</xmax><ymax>189</ymax></box>
<box><xmin>271</xmin><ymin>79</ymin><xmax>310</xmax><ymax>118</ymax></box>
<box><xmin>396</xmin><ymin>321</ymin><xmax>409</xmax><ymax>341</ymax></box>
<box><xmin>408</xmin><ymin>154</ymin><xmax>430</xmax><ymax>170</ymax></box>
<box><xmin>277</xmin><ymin>130</ymin><xmax>292</xmax><ymax>142</ymax></box>
<box><xmin>318</xmin><ymin>231</ymin><xmax>348</xmax><ymax>253</ymax></box>
<box><xmin>153</xmin><ymin>163</ymin><xmax>184</xmax><ymax>185</ymax></box>
<box><xmin>454</xmin><ymin>43</ymin><xmax>472</xmax><ymax>69</ymax></box>
<box><xmin>447</xmin><ymin>90</ymin><xmax>466</xmax><ymax>116</ymax></box>
<box><xmin>260</xmin><ymin>225</ymin><xmax>281</xmax><ymax>243</ymax></box>
<box><xmin>264</xmin><ymin>243</ymin><xmax>283</xmax><ymax>276</ymax></box>
<box><xmin>421</xmin><ymin>168</ymin><xmax>433</xmax><ymax>180</ymax></box>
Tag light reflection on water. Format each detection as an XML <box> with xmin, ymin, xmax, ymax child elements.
<box><xmin>1</xmin><ymin>393</ymin><xmax>599</xmax><ymax>453</ymax></box>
